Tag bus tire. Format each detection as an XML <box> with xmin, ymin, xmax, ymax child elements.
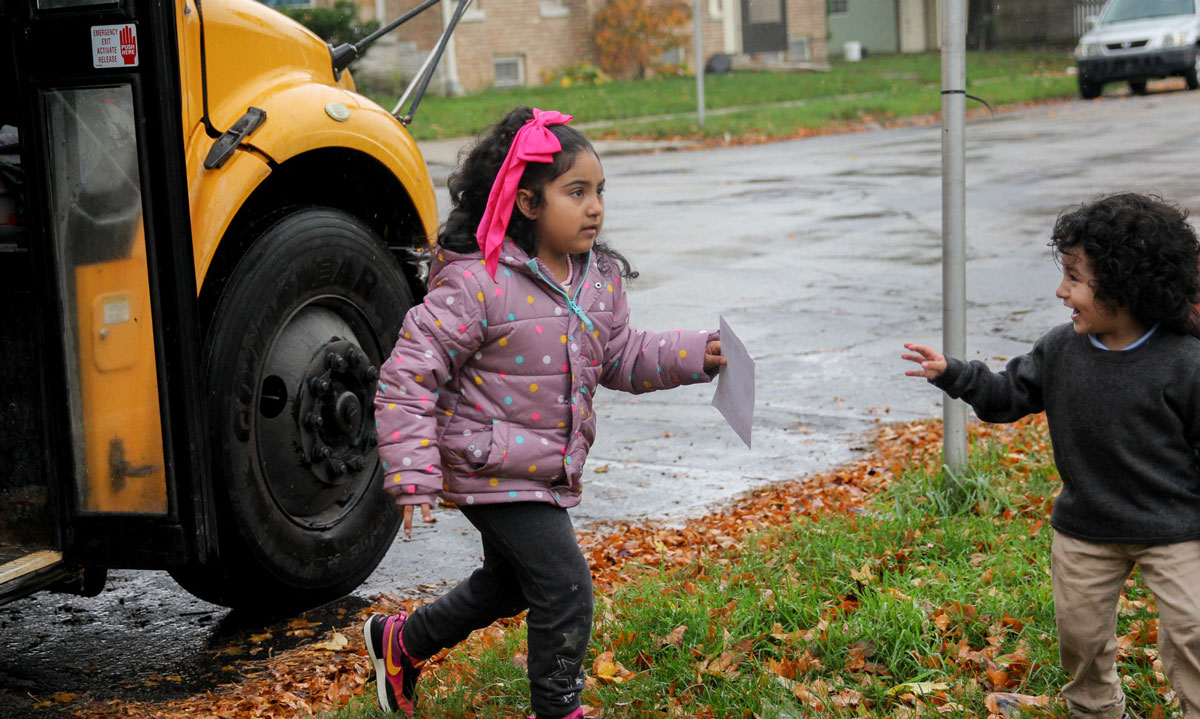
<box><xmin>172</xmin><ymin>207</ymin><xmax>410</xmax><ymax>610</ymax></box>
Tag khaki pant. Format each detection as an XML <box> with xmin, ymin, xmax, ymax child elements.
<box><xmin>1052</xmin><ymin>531</ymin><xmax>1200</xmax><ymax>719</ymax></box>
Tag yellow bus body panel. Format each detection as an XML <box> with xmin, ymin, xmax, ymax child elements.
<box><xmin>178</xmin><ymin>0</ymin><xmax>437</xmax><ymax>288</ymax></box>
<box><xmin>184</xmin><ymin>125</ymin><xmax>272</xmax><ymax>287</ymax></box>
<box><xmin>187</xmin><ymin>0</ymin><xmax>350</xmax><ymax>130</ymax></box>
<box><xmin>184</xmin><ymin>89</ymin><xmax>438</xmax><ymax>287</ymax></box>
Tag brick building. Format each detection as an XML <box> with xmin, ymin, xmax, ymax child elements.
<box><xmin>347</xmin><ymin>0</ymin><xmax>828</xmax><ymax>94</ymax></box>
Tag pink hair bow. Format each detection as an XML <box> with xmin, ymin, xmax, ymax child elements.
<box><xmin>475</xmin><ymin>108</ymin><xmax>574</xmax><ymax>279</ymax></box>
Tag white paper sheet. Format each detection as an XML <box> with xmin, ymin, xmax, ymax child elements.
<box><xmin>711</xmin><ymin>316</ymin><xmax>755</xmax><ymax>449</ymax></box>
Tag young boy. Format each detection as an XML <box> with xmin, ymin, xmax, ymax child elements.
<box><xmin>903</xmin><ymin>193</ymin><xmax>1200</xmax><ymax>719</ymax></box>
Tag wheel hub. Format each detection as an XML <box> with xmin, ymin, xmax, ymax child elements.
<box><xmin>251</xmin><ymin>298</ymin><xmax>386</xmax><ymax>528</ymax></box>
<box><xmin>297</xmin><ymin>339</ymin><xmax>379</xmax><ymax>486</ymax></box>
<box><xmin>333</xmin><ymin>391</ymin><xmax>362</xmax><ymax>434</ymax></box>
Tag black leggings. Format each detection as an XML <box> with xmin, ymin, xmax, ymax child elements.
<box><xmin>401</xmin><ymin>502</ymin><xmax>594</xmax><ymax>719</ymax></box>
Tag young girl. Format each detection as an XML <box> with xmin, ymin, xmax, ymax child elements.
<box><xmin>364</xmin><ymin>106</ymin><xmax>724</xmax><ymax>719</ymax></box>
<box><xmin>903</xmin><ymin>193</ymin><xmax>1200</xmax><ymax>719</ymax></box>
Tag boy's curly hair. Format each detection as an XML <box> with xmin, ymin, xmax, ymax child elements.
<box><xmin>1050</xmin><ymin>193</ymin><xmax>1200</xmax><ymax>337</ymax></box>
<box><xmin>438</xmin><ymin>105</ymin><xmax>636</xmax><ymax>279</ymax></box>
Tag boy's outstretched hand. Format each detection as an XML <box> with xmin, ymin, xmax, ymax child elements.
<box><xmin>902</xmin><ymin>343</ymin><xmax>947</xmax><ymax>379</ymax></box>
<box><xmin>704</xmin><ymin>340</ymin><xmax>727</xmax><ymax>372</ymax></box>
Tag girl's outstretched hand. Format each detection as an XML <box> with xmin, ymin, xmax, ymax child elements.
<box><xmin>401</xmin><ymin>502</ymin><xmax>436</xmax><ymax>539</ymax></box>
<box><xmin>704</xmin><ymin>340</ymin><xmax>727</xmax><ymax>372</ymax></box>
<box><xmin>902</xmin><ymin>343</ymin><xmax>947</xmax><ymax>379</ymax></box>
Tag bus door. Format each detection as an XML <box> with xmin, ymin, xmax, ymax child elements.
<box><xmin>1</xmin><ymin>0</ymin><xmax>207</xmax><ymax>600</ymax></box>
<box><xmin>0</xmin><ymin>44</ymin><xmax>58</xmax><ymax>591</ymax></box>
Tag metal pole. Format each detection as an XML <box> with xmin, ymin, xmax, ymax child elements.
<box><xmin>941</xmin><ymin>0</ymin><xmax>968</xmax><ymax>471</ymax></box>
<box><xmin>393</xmin><ymin>0</ymin><xmax>471</xmax><ymax>121</ymax></box>
<box><xmin>694</xmin><ymin>0</ymin><xmax>705</xmax><ymax>127</ymax></box>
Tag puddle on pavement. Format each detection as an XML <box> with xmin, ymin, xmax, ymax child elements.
<box><xmin>619</xmin><ymin>166</ymin><xmax>689</xmax><ymax>177</ymax></box>
<box><xmin>833</xmin><ymin>165</ymin><xmax>940</xmax><ymax>178</ymax></box>
<box><xmin>824</xmin><ymin>210</ymin><xmax>899</xmax><ymax>221</ymax></box>
<box><xmin>0</xmin><ymin>588</ymin><xmax>373</xmax><ymax>717</ymax></box>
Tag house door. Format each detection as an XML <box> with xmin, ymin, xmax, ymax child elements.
<box><xmin>899</xmin><ymin>0</ymin><xmax>927</xmax><ymax>52</ymax></box>
<box><xmin>740</xmin><ymin>0</ymin><xmax>787</xmax><ymax>54</ymax></box>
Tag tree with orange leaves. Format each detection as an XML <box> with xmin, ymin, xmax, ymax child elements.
<box><xmin>593</xmin><ymin>0</ymin><xmax>692</xmax><ymax>79</ymax></box>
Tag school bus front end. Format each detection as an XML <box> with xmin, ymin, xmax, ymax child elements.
<box><xmin>0</xmin><ymin>0</ymin><xmax>439</xmax><ymax>609</ymax></box>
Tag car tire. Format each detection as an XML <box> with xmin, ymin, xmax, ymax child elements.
<box><xmin>1186</xmin><ymin>50</ymin><xmax>1200</xmax><ymax>90</ymax></box>
<box><xmin>1079</xmin><ymin>77</ymin><xmax>1103</xmax><ymax>99</ymax></box>
<box><xmin>1129</xmin><ymin>80</ymin><xmax>1148</xmax><ymax>95</ymax></box>
<box><xmin>170</xmin><ymin>207</ymin><xmax>410</xmax><ymax>610</ymax></box>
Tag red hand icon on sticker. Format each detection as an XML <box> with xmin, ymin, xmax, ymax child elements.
<box><xmin>119</xmin><ymin>26</ymin><xmax>136</xmax><ymax>65</ymax></box>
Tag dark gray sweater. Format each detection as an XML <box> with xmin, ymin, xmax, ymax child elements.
<box><xmin>933</xmin><ymin>323</ymin><xmax>1200</xmax><ymax>544</ymax></box>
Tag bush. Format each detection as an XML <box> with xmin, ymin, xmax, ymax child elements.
<box><xmin>277</xmin><ymin>0</ymin><xmax>381</xmax><ymax>54</ymax></box>
<box><xmin>541</xmin><ymin>62</ymin><xmax>612</xmax><ymax>88</ymax></box>
<box><xmin>593</xmin><ymin>0</ymin><xmax>691</xmax><ymax>79</ymax></box>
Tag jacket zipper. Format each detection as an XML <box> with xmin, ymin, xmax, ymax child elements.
<box><xmin>524</xmin><ymin>252</ymin><xmax>595</xmax><ymax>333</ymax></box>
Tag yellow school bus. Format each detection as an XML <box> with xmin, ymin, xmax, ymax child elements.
<box><xmin>0</xmin><ymin>0</ymin><xmax>460</xmax><ymax>608</ymax></box>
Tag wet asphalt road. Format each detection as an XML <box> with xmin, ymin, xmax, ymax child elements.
<box><xmin>5</xmin><ymin>84</ymin><xmax>1200</xmax><ymax>718</ymax></box>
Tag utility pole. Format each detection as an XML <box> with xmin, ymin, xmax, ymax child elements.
<box><xmin>694</xmin><ymin>0</ymin><xmax>706</xmax><ymax>126</ymax></box>
<box><xmin>941</xmin><ymin>0</ymin><xmax>968</xmax><ymax>471</ymax></box>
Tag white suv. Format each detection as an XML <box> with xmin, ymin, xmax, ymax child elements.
<box><xmin>1074</xmin><ymin>0</ymin><xmax>1200</xmax><ymax>98</ymax></box>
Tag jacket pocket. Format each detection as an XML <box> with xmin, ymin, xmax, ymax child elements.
<box><xmin>490</xmin><ymin>422</ymin><xmax>563</xmax><ymax>481</ymax></box>
<box><xmin>440</xmin><ymin>418</ymin><xmax>497</xmax><ymax>475</ymax></box>
<box><xmin>443</xmin><ymin>419</ymin><xmax>562</xmax><ymax>481</ymax></box>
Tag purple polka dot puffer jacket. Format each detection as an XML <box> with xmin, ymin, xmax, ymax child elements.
<box><xmin>374</xmin><ymin>241</ymin><xmax>717</xmax><ymax>510</ymax></box>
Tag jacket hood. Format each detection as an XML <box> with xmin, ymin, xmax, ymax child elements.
<box><xmin>432</xmin><ymin>240</ymin><xmax>599</xmax><ymax>287</ymax></box>
<box><xmin>431</xmin><ymin>240</ymin><xmax>537</xmax><ymax>281</ymax></box>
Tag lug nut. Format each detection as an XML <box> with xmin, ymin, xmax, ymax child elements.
<box><xmin>330</xmin><ymin>459</ymin><xmax>347</xmax><ymax>475</ymax></box>
<box><xmin>348</xmin><ymin>455</ymin><xmax>366</xmax><ymax>472</ymax></box>
<box><xmin>327</xmin><ymin>352</ymin><xmax>348</xmax><ymax>372</ymax></box>
<box><xmin>304</xmin><ymin>412</ymin><xmax>324</xmax><ymax>430</ymax></box>
<box><xmin>312</xmin><ymin>445</ymin><xmax>332</xmax><ymax>462</ymax></box>
<box><xmin>365</xmin><ymin>366</ymin><xmax>379</xmax><ymax>381</ymax></box>
<box><xmin>348</xmin><ymin>349</ymin><xmax>365</xmax><ymax>367</ymax></box>
<box><xmin>310</xmin><ymin>376</ymin><xmax>331</xmax><ymax>395</ymax></box>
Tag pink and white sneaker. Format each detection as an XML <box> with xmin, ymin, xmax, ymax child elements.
<box><xmin>363</xmin><ymin>612</ymin><xmax>423</xmax><ymax>716</ymax></box>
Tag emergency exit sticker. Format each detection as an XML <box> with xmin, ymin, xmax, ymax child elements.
<box><xmin>91</xmin><ymin>24</ymin><xmax>138</xmax><ymax>68</ymax></box>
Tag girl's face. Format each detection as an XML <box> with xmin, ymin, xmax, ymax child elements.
<box><xmin>1055</xmin><ymin>249</ymin><xmax>1144</xmax><ymax>347</ymax></box>
<box><xmin>518</xmin><ymin>150</ymin><xmax>604</xmax><ymax>264</ymax></box>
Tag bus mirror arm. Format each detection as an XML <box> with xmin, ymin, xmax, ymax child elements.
<box><xmin>328</xmin><ymin>0</ymin><xmax>443</xmax><ymax>79</ymax></box>
<box><xmin>391</xmin><ymin>0</ymin><xmax>472</xmax><ymax>126</ymax></box>
<box><xmin>326</xmin><ymin>0</ymin><xmax>471</xmax><ymax>124</ymax></box>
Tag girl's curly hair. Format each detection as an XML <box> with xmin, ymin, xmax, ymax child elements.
<box><xmin>1050</xmin><ymin>193</ymin><xmax>1200</xmax><ymax>337</ymax></box>
<box><xmin>437</xmin><ymin>105</ymin><xmax>637</xmax><ymax>279</ymax></box>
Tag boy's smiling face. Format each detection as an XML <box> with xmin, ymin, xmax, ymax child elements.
<box><xmin>1055</xmin><ymin>249</ymin><xmax>1145</xmax><ymax>348</ymax></box>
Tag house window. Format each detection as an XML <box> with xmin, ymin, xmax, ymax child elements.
<box><xmin>829</xmin><ymin>0</ymin><xmax>848</xmax><ymax>14</ymax></box>
<box><xmin>540</xmin><ymin>0</ymin><xmax>569</xmax><ymax>18</ymax></box>
<box><xmin>493</xmin><ymin>56</ymin><xmax>525</xmax><ymax>87</ymax></box>
<box><xmin>462</xmin><ymin>0</ymin><xmax>485</xmax><ymax>22</ymax></box>
<box><xmin>659</xmin><ymin>46</ymin><xmax>686</xmax><ymax>67</ymax></box>
<box><xmin>789</xmin><ymin>35</ymin><xmax>812</xmax><ymax>61</ymax></box>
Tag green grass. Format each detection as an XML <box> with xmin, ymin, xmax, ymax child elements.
<box><xmin>365</xmin><ymin>50</ymin><xmax>1077</xmax><ymax>142</ymax></box>
<box><xmin>321</xmin><ymin>420</ymin><xmax>1176</xmax><ymax>718</ymax></box>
